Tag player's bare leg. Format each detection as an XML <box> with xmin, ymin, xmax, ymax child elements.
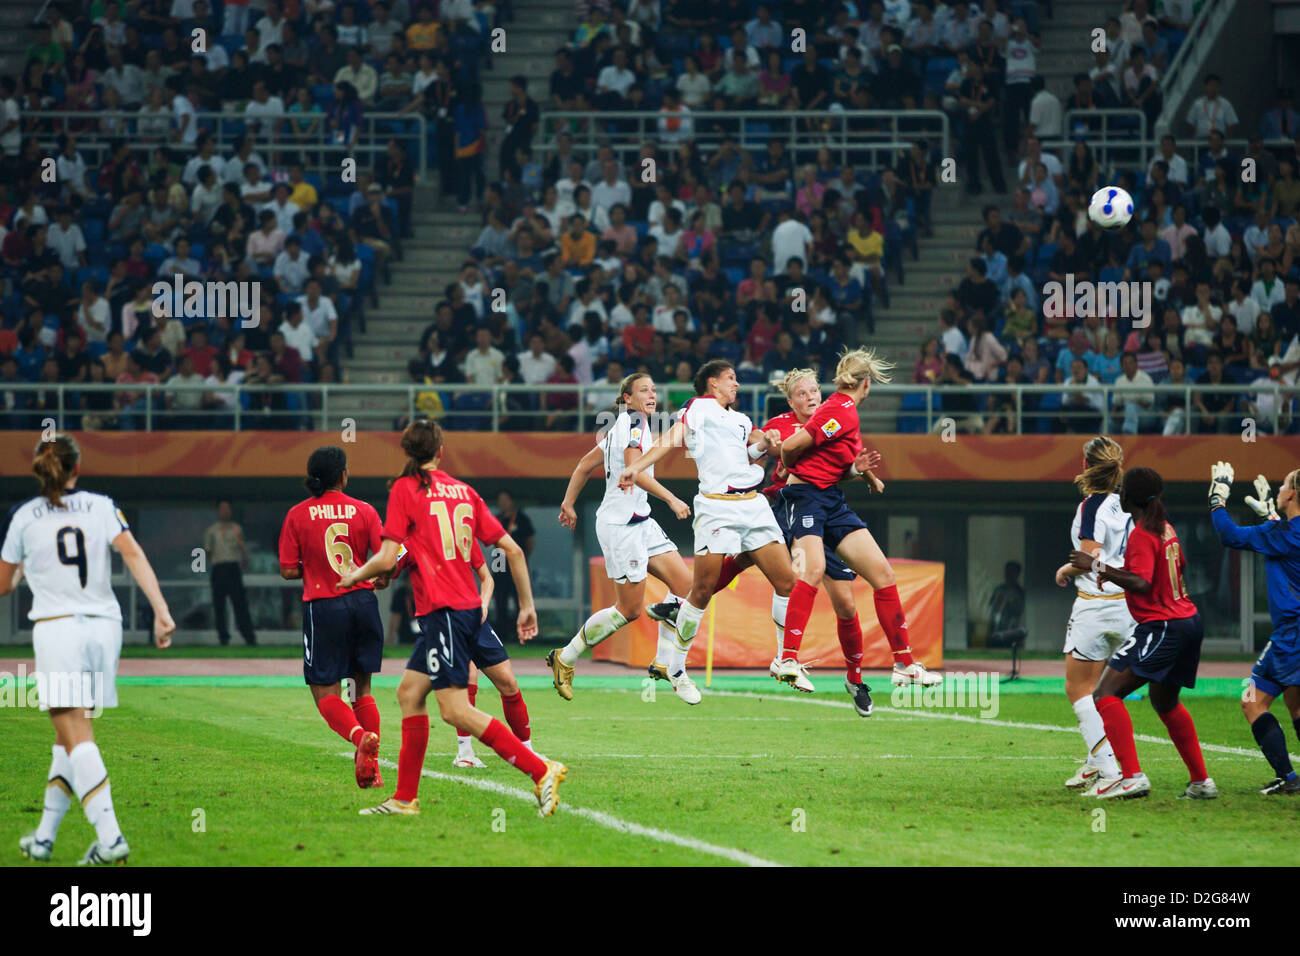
<box><xmin>550</xmin><ymin>578</ymin><xmax>645</xmax><ymax>700</ymax></box>
<box><xmin>747</xmin><ymin>539</ymin><xmax>810</xmax><ymax>692</ymax></box>
<box><xmin>41</xmin><ymin>708</ymin><xmax>129</xmax><ymax>864</ymax></box>
<box><xmin>1064</xmin><ymin>655</ymin><xmax>1119</xmax><ymax>790</ymax></box>
<box><xmin>479</xmin><ymin>659</ymin><xmax>542</xmax><ymax>757</ymax></box>
<box><xmin>837</xmin><ymin>527</ymin><xmax>941</xmax><ymax>687</ymax></box>
<box><xmin>826</xmin><ymin>578</ymin><xmax>873</xmax><ymax>716</ymax></box>
<box><xmin>1092</xmin><ymin>667</ymin><xmax>1152</xmax><ymax>799</ymax></box>
<box><xmin>1242</xmin><ymin>683</ymin><xmax>1300</xmax><ymax>793</ymax></box>
<box><xmin>310</xmin><ymin>680</ymin><xmax>377</xmax><ymax>788</ymax></box>
<box><xmin>650</xmin><ymin>553</ymin><xmax>752</xmax><ymax>631</ymax></box>
<box><xmin>452</xmin><ymin>662</ymin><xmax>486</xmax><ymax>767</ymax></box>
<box><xmin>645</xmin><ymin>550</ymin><xmax>693</xmax><ymax>690</ymax></box>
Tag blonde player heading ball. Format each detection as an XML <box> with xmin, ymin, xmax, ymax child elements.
<box><xmin>552</xmin><ymin>372</ymin><xmax>697</xmax><ymax>703</ymax></box>
<box><xmin>0</xmin><ymin>435</ymin><xmax>176</xmax><ymax>864</ymax></box>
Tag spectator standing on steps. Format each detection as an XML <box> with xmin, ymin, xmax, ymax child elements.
<box><xmin>492</xmin><ymin>491</ymin><xmax>535</xmax><ymax>641</ymax></box>
<box><xmin>205</xmin><ymin>499</ymin><xmax>257</xmax><ymax>645</ymax></box>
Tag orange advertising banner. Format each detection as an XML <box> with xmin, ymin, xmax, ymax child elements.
<box><xmin>589</xmin><ymin>558</ymin><xmax>944</xmax><ymax>670</ymax></box>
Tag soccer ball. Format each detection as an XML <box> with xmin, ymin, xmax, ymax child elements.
<box><xmin>1088</xmin><ymin>186</ymin><xmax>1134</xmax><ymax>230</ymax></box>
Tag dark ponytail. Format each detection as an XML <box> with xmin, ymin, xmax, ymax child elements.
<box><xmin>32</xmin><ymin>434</ymin><xmax>80</xmax><ymax>508</ymax></box>
<box><xmin>304</xmin><ymin>445</ymin><xmax>347</xmax><ymax>497</ymax></box>
<box><xmin>1120</xmin><ymin>466</ymin><xmax>1167</xmax><ymax>535</ymax></box>
<box><xmin>393</xmin><ymin>419</ymin><xmax>444</xmax><ymax>490</ymax></box>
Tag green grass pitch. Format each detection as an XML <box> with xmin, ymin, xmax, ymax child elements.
<box><xmin>4</xmin><ymin>675</ymin><xmax>1300</xmax><ymax>866</ymax></box>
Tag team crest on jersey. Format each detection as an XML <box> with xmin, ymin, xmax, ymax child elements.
<box><xmin>820</xmin><ymin>418</ymin><xmax>841</xmax><ymax>438</ymax></box>
<box><xmin>115</xmin><ymin>508</ymin><xmax>129</xmax><ymax>530</ymax></box>
<box><xmin>802</xmin><ymin>516</ymin><xmax>815</xmax><ymax>528</ymax></box>
<box><xmin>630</xmin><ymin>427</ymin><xmax>642</xmax><ymax>442</ymax></box>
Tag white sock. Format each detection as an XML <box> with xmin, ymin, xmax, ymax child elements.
<box><xmin>1073</xmin><ymin>695</ymin><xmax>1121</xmax><ymax>777</ymax></box>
<box><xmin>522</xmin><ymin>739</ymin><xmax>536</xmax><ymax>753</ymax></box>
<box><xmin>670</xmin><ymin>601</ymin><xmax>706</xmax><ymax>676</ymax></box>
<box><xmin>655</xmin><ymin>592</ymin><xmax>684</xmax><ymax>664</ymax></box>
<box><xmin>456</xmin><ymin>734</ymin><xmax>474</xmax><ymax>756</ymax></box>
<box><xmin>36</xmin><ymin>745</ymin><xmax>73</xmax><ymax>844</ymax></box>
<box><xmin>560</xmin><ymin>606</ymin><xmax>628</xmax><ymax>666</ymax></box>
<box><xmin>771</xmin><ymin>594</ymin><xmax>789</xmax><ymax>657</ymax></box>
<box><xmin>69</xmin><ymin>742</ymin><xmax>122</xmax><ymax>846</ymax></box>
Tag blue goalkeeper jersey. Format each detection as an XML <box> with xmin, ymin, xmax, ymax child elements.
<box><xmin>1212</xmin><ymin>508</ymin><xmax>1300</xmax><ymax>642</ymax></box>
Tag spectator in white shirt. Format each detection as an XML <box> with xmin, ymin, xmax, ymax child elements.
<box><xmin>172</xmin><ymin>81</ymin><xmax>199</xmax><ymax>146</ymax></box>
<box><xmin>770</xmin><ymin>207</ymin><xmax>813</xmax><ymax>275</ymax></box>
<box><xmin>676</xmin><ymin>55</ymin><xmax>711</xmax><ymax>107</ymax></box>
<box><xmin>1115</xmin><ymin>351</ymin><xmax>1157</xmax><ymax>434</ymax></box>
<box><xmin>273</xmin><ymin>236</ymin><xmax>311</xmax><ymax>292</ymax></box>
<box><xmin>595</xmin><ymin>48</ymin><xmax>637</xmax><ymax>109</ymax></box>
<box><xmin>55</xmin><ymin>135</ymin><xmax>91</xmax><ymax>200</ymax></box>
<box><xmin>1244</xmin><ymin>208</ymin><xmax>1272</xmax><ymax>263</ymax></box>
<box><xmin>1017</xmin><ymin>137</ymin><xmax>1063</xmax><ymax>186</ymax></box>
<box><xmin>464</xmin><ymin>327</ymin><xmax>505</xmax><ymax>385</ymax></box>
<box><xmin>1252</xmin><ymin>259</ymin><xmax>1287</xmax><ymax>311</ymax></box>
<box><xmin>182</xmin><ymin>135</ymin><xmax>227</xmax><ymax>186</ymax></box>
<box><xmin>591</xmin><ymin>161</ymin><xmax>632</xmax><ymax>213</ymax></box>
<box><xmin>1201</xmin><ymin>206</ymin><xmax>1231</xmax><ymax>258</ymax></box>
<box><xmin>255</xmin><ymin>0</ymin><xmax>287</xmax><ymax>49</ymax></box>
<box><xmin>1227</xmin><ymin>278</ymin><xmax>1260</xmax><ymax>336</ymax></box>
<box><xmin>517</xmin><ymin>333</ymin><xmax>557</xmax><ymax>384</ymax></box>
<box><xmin>265</xmin><ymin>183</ymin><xmax>300</xmax><ymax>234</ymax></box>
<box><xmin>1027</xmin><ymin>76</ymin><xmax>1063</xmax><ymax>140</ymax></box>
<box><xmin>1147</xmin><ymin>135</ymin><xmax>1190</xmax><ymax>185</ymax></box>
<box><xmin>279</xmin><ymin>302</ymin><xmax>321</xmax><ymax>363</ymax></box>
<box><xmin>243</xmin><ymin>81</ymin><xmax>285</xmax><ymax>140</ymax></box>
<box><xmin>1185</xmin><ymin>74</ymin><xmax>1239</xmax><ymax>138</ymax></box>
<box><xmin>46</xmin><ymin>206</ymin><xmax>87</xmax><ymax>272</ymax></box>
<box><xmin>297</xmin><ymin>278</ymin><xmax>338</xmax><ymax>343</ymax></box>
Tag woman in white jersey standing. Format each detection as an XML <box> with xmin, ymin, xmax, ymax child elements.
<box><xmin>620</xmin><ymin>359</ymin><xmax>796</xmax><ymax>691</ymax></box>
<box><xmin>0</xmin><ymin>434</ymin><xmax>175</xmax><ymax>864</ymax></box>
<box><xmin>551</xmin><ymin>372</ymin><xmax>698</xmax><ymax>703</ymax></box>
<box><xmin>1053</xmin><ymin>436</ymin><xmax>1134</xmax><ymax>794</ymax></box>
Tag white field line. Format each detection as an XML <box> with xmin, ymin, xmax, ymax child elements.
<box><xmin>349</xmin><ymin>755</ymin><xmax>783</xmax><ymax>868</ymax></box>
<box><xmin>424</xmin><ymin>751</ymin><xmax>1260</xmax><ymax>761</ymax></box>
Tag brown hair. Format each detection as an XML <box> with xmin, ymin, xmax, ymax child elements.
<box><xmin>33</xmin><ymin>434</ymin><xmax>81</xmax><ymax>508</ymax></box>
<box><xmin>392</xmin><ymin>419</ymin><xmax>444</xmax><ymax>490</ymax></box>
<box><xmin>1120</xmin><ymin>466</ymin><xmax>1167</xmax><ymax>535</ymax></box>
<box><xmin>1074</xmin><ymin>435</ymin><xmax>1124</xmax><ymax>495</ymax></box>
<box><xmin>611</xmin><ymin>371</ymin><xmax>653</xmax><ymax>414</ymax></box>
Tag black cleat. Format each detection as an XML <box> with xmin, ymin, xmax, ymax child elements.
<box><xmin>646</xmin><ymin>600</ymin><xmax>681</xmax><ymax>628</ymax></box>
<box><xmin>845</xmin><ymin>679</ymin><xmax>874</xmax><ymax>717</ymax></box>
<box><xmin>1261</xmin><ymin>776</ymin><xmax>1300</xmax><ymax>795</ymax></box>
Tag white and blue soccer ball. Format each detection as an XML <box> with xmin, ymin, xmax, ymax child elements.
<box><xmin>1088</xmin><ymin>186</ymin><xmax>1134</xmax><ymax>230</ymax></box>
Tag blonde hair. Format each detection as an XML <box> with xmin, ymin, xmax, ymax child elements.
<box><xmin>833</xmin><ymin>347</ymin><xmax>894</xmax><ymax>390</ymax></box>
<box><xmin>777</xmin><ymin>367</ymin><xmax>818</xmax><ymax>399</ymax></box>
<box><xmin>1074</xmin><ymin>435</ymin><xmax>1124</xmax><ymax>495</ymax></box>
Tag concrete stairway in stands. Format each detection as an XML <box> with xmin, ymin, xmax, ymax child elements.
<box><xmin>1037</xmin><ymin>0</ymin><xmax>1118</xmax><ymax>101</ymax></box>
<box><xmin>0</xmin><ymin>2</ymin><xmax>48</xmax><ymax>78</ymax></box>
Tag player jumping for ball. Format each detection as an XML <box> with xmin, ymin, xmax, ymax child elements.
<box><xmin>1</xmin><ymin>434</ymin><xmax>176</xmax><ymax>864</ymax></box>
<box><xmin>339</xmin><ymin>421</ymin><xmax>566</xmax><ymax>817</ymax></box>
<box><xmin>1069</xmin><ymin>466</ymin><xmax>1216</xmax><ymax>800</ymax></box>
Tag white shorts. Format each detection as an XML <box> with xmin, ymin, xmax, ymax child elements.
<box><xmin>692</xmin><ymin>493</ymin><xmax>785</xmax><ymax>556</ymax></box>
<box><xmin>1063</xmin><ymin>595</ymin><xmax>1136</xmax><ymax>662</ymax></box>
<box><xmin>32</xmin><ymin>615</ymin><xmax>122</xmax><ymax>712</ymax></box>
<box><xmin>597</xmin><ymin>516</ymin><xmax>677</xmax><ymax>583</ymax></box>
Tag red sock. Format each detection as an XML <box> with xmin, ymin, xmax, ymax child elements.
<box><xmin>354</xmin><ymin>695</ymin><xmax>381</xmax><ymax>738</ymax></box>
<box><xmin>479</xmin><ymin>717</ymin><xmax>547</xmax><ymax>782</ymax></box>
<box><xmin>1096</xmin><ymin>695</ymin><xmax>1141</xmax><ymax>777</ymax></box>
<box><xmin>455</xmin><ymin>683</ymin><xmax>478</xmax><ymax>738</ymax></box>
<box><xmin>836</xmin><ymin>615</ymin><xmax>864</xmax><ymax>684</ymax></box>
<box><xmin>394</xmin><ymin>715</ymin><xmax>429</xmax><ymax>802</ymax></box>
<box><xmin>317</xmin><ymin>694</ymin><xmax>363</xmax><ymax>745</ymax></box>
<box><xmin>713</xmin><ymin>556</ymin><xmax>745</xmax><ymax>593</ymax></box>
<box><xmin>500</xmin><ymin>690</ymin><xmax>531</xmax><ymax>743</ymax></box>
<box><xmin>781</xmin><ymin>580</ymin><xmax>818</xmax><ymax>659</ymax></box>
<box><xmin>1159</xmin><ymin>703</ymin><xmax>1208</xmax><ymax>783</ymax></box>
<box><xmin>873</xmin><ymin>584</ymin><xmax>914</xmax><ymax>667</ymax></box>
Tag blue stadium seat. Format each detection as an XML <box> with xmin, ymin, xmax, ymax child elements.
<box><xmin>722</xmin><ymin>267</ymin><xmax>744</xmax><ymax>288</ymax></box>
<box><xmin>897</xmin><ymin>391</ymin><xmax>930</xmax><ymax>433</ymax></box>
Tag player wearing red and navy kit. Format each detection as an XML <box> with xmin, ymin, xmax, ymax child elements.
<box><xmin>1069</xmin><ymin>466</ymin><xmax>1213</xmax><ymax>801</ymax></box>
<box><xmin>278</xmin><ymin>446</ymin><xmax>387</xmax><ymax>790</ymax></box>
<box><xmin>338</xmin><ymin>420</ymin><xmax>567</xmax><ymax>818</ymax></box>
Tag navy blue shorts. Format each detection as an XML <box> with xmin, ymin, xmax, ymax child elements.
<box><xmin>1251</xmin><ymin>630</ymin><xmax>1300</xmax><ymax>698</ymax></box>
<box><xmin>1108</xmin><ymin>613</ymin><xmax>1204</xmax><ymax>689</ymax></box>
<box><xmin>302</xmin><ymin>589</ymin><xmax>384</xmax><ymax>686</ymax></box>
<box><xmin>406</xmin><ymin>607</ymin><xmax>510</xmax><ymax>691</ymax></box>
<box><xmin>775</xmin><ymin>484</ymin><xmax>864</xmax><ymax>581</ymax></box>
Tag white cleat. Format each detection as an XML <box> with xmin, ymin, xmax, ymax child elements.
<box><xmin>770</xmin><ymin>656</ymin><xmax>816</xmax><ymax>693</ymax></box>
<box><xmin>452</xmin><ymin>754</ymin><xmax>487</xmax><ymax>768</ymax></box>
<box><xmin>1066</xmin><ymin>764</ymin><xmax>1101</xmax><ymax>790</ymax></box>
<box><xmin>1179</xmin><ymin>777</ymin><xmax>1218</xmax><ymax>800</ymax></box>
<box><xmin>669</xmin><ymin>671</ymin><xmax>702</xmax><ymax>705</ymax></box>
<box><xmin>19</xmin><ymin>832</ymin><xmax>53</xmax><ymax>861</ymax></box>
<box><xmin>1083</xmin><ymin>773</ymin><xmax>1115</xmax><ymax>797</ymax></box>
<box><xmin>79</xmin><ymin>835</ymin><xmax>129</xmax><ymax>865</ymax></box>
<box><xmin>1095</xmin><ymin>773</ymin><xmax>1151</xmax><ymax>800</ymax></box>
<box><xmin>891</xmin><ymin>662</ymin><xmax>942</xmax><ymax>686</ymax></box>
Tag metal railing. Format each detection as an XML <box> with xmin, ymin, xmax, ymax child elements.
<box><xmin>23</xmin><ymin>110</ymin><xmax>428</xmax><ymax>177</ymax></box>
<box><xmin>537</xmin><ymin>109</ymin><xmax>950</xmax><ymax>170</ymax></box>
<box><xmin>1</xmin><ymin>380</ymin><xmax>1291</xmax><ymax>436</ymax></box>
<box><xmin>1155</xmin><ymin>0</ymin><xmax>1240</xmax><ymax>139</ymax></box>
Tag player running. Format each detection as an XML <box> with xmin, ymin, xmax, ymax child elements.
<box><xmin>552</xmin><ymin>372</ymin><xmax>697</xmax><ymax>703</ymax></box>
<box><xmin>774</xmin><ymin>348</ymin><xmax>936</xmax><ymax>696</ymax></box>
<box><xmin>619</xmin><ymin>359</ymin><xmax>796</xmax><ymax>693</ymax></box>
<box><xmin>1069</xmin><ymin>466</ymin><xmax>1215</xmax><ymax>800</ymax></box>
<box><xmin>278</xmin><ymin>446</ymin><xmax>388</xmax><ymax>790</ymax></box>
<box><xmin>338</xmin><ymin>420</ymin><xmax>566</xmax><ymax>817</ymax></box>
<box><xmin>1052</xmin><ymin>437</ymin><xmax>1133</xmax><ymax>793</ymax></box>
<box><xmin>1208</xmin><ymin>465</ymin><xmax>1300</xmax><ymax>794</ymax></box>
<box><xmin>1</xmin><ymin>434</ymin><xmax>176</xmax><ymax>864</ymax></box>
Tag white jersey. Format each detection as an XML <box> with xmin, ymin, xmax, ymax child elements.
<box><xmin>1070</xmin><ymin>492</ymin><xmax>1132</xmax><ymax>598</ymax></box>
<box><xmin>596</xmin><ymin>410</ymin><xmax>653</xmax><ymax>525</ymax></box>
<box><xmin>1</xmin><ymin>489</ymin><xmax>128</xmax><ymax>621</ymax></box>
<box><xmin>679</xmin><ymin>396</ymin><xmax>764</xmax><ymax>496</ymax></box>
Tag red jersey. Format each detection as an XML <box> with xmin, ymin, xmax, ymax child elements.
<box><xmin>382</xmin><ymin>470</ymin><xmax>506</xmax><ymax>613</ymax></box>
<box><xmin>1121</xmin><ymin>521</ymin><xmax>1199</xmax><ymax>623</ymax></box>
<box><xmin>790</xmin><ymin>392</ymin><xmax>862</xmax><ymax>488</ymax></box>
<box><xmin>395</xmin><ymin>539</ymin><xmax>486</xmax><ymax>617</ymax></box>
<box><xmin>278</xmin><ymin>490</ymin><xmax>383</xmax><ymax>601</ymax></box>
<box><xmin>761</xmin><ymin>410</ymin><xmax>802</xmax><ymax>499</ymax></box>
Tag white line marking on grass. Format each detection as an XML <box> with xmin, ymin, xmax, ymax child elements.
<box><xmin>349</xmin><ymin>755</ymin><xmax>783</xmax><ymax>868</ymax></box>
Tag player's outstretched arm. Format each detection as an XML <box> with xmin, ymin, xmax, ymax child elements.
<box><xmin>113</xmin><ymin>530</ymin><xmax>176</xmax><ymax>647</ymax></box>
<box><xmin>338</xmin><ymin>538</ymin><xmax>401</xmax><ymax>590</ymax></box>
<box><xmin>619</xmin><ymin>419</ymin><xmax>685</xmax><ymax>491</ymax></box>
<box><xmin>625</xmin><ymin>445</ymin><xmax>690</xmax><ymax>519</ymax></box>
<box><xmin>1211</xmin><ymin>505</ymin><xmax>1298</xmax><ymax>556</ymax></box>
<box><xmin>779</xmin><ymin>427</ymin><xmax>814</xmax><ymax>469</ymax></box>
<box><xmin>559</xmin><ymin>444</ymin><xmax>604</xmax><ymax>530</ymax></box>
<box><xmin>1068</xmin><ymin>549</ymin><xmax>1151</xmax><ymax>594</ymax></box>
<box><xmin>495</xmin><ymin>532</ymin><xmax>538</xmax><ymax>642</ymax></box>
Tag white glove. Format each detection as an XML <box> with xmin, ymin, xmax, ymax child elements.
<box><xmin>1208</xmin><ymin>460</ymin><xmax>1234</xmax><ymax>510</ymax></box>
<box><xmin>1244</xmin><ymin>475</ymin><xmax>1280</xmax><ymax>521</ymax></box>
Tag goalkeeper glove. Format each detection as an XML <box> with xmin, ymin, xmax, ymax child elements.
<box><xmin>1244</xmin><ymin>475</ymin><xmax>1280</xmax><ymax>521</ymax></box>
<box><xmin>1208</xmin><ymin>460</ymin><xmax>1234</xmax><ymax>510</ymax></box>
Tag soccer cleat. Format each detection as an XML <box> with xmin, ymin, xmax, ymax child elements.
<box><xmin>1261</xmin><ymin>775</ymin><xmax>1300</xmax><ymax>795</ymax></box>
<box><xmin>845</xmin><ymin>679</ymin><xmax>873</xmax><ymax>716</ymax></box>
<box><xmin>354</xmin><ymin>731</ymin><xmax>380</xmax><ymax>789</ymax></box>
<box><xmin>1065</xmin><ymin>765</ymin><xmax>1101</xmax><ymax>790</ymax></box>
<box><xmin>647</xmin><ymin>660</ymin><xmax>671</xmax><ymax>682</ymax></box>
<box><xmin>79</xmin><ymin>835</ymin><xmax>129</xmax><ymax>865</ymax></box>
<box><xmin>669</xmin><ymin>671</ymin><xmax>702</xmax><ymax>705</ymax></box>
<box><xmin>546</xmin><ymin>649</ymin><xmax>575</xmax><ymax>701</ymax></box>
<box><xmin>535</xmin><ymin>760</ymin><xmax>567</xmax><ymax>818</ymax></box>
<box><xmin>19</xmin><ymin>833</ymin><xmax>53</xmax><ymax>862</ymax></box>
<box><xmin>770</xmin><ymin>656</ymin><xmax>815</xmax><ymax>693</ymax></box>
<box><xmin>370</xmin><ymin>769</ymin><xmax>384</xmax><ymax>790</ymax></box>
<box><xmin>891</xmin><ymin>662</ymin><xmax>943</xmax><ymax>687</ymax></box>
<box><xmin>452</xmin><ymin>754</ymin><xmax>487</xmax><ymax>768</ymax></box>
<box><xmin>1179</xmin><ymin>778</ymin><xmax>1218</xmax><ymax>800</ymax></box>
<box><xmin>646</xmin><ymin>600</ymin><xmax>680</xmax><ymax>628</ymax></box>
<box><xmin>360</xmin><ymin>797</ymin><xmax>419</xmax><ymax>815</ymax></box>
<box><xmin>1095</xmin><ymin>773</ymin><xmax>1151</xmax><ymax>800</ymax></box>
<box><xmin>1083</xmin><ymin>773</ymin><xmax>1116</xmax><ymax>797</ymax></box>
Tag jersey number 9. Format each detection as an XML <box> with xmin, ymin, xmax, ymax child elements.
<box><xmin>56</xmin><ymin>526</ymin><xmax>87</xmax><ymax>588</ymax></box>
